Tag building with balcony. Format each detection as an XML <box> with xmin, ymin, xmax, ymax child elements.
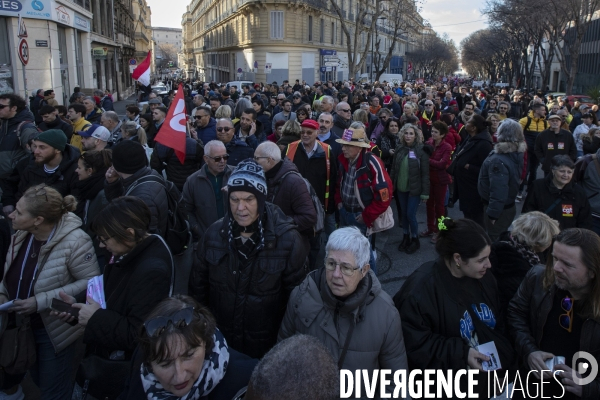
<box><xmin>182</xmin><ymin>0</ymin><xmax>423</xmax><ymax>84</ymax></box>
<box><xmin>133</xmin><ymin>0</ymin><xmax>154</xmax><ymax>74</ymax></box>
<box><xmin>152</xmin><ymin>27</ymin><xmax>183</xmax><ymax>70</ymax></box>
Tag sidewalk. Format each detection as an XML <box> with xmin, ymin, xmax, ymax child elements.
<box><xmin>113</xmin><ymin>94</ymin><xmax>139</xmax><ymax>118</ymax></box>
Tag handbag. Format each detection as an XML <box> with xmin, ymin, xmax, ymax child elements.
<box><xmin>0</xmin><ymin>314</ymin><xmax>36</xmax><ymax>389</ymax></box>
<box><xmin>354</xmin><ymin>182</ymin><xmax>394</xmax><ymax>234</ymax></box>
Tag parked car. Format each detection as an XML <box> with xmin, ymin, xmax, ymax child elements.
<box><xmin>566</xmin><ymin>95</ymin><xmax>597</xmax><ymax>107</ymax></box>
<box><xmin>152</xmin><ymin>84</ymin><xmax>169</xmax><ymax>98</ymax></box>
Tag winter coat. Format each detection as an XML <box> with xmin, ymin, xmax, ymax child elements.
<box><xmin>376</xmin><ymin>132</ymin><xmax>401</xmax><ymax>170</ymax></box>
<box><xmin>38</xmin><ymin>116</ymin><xmax>74</xmax><ymax>141</ymax></box>
<box><xmin>418</xmin><ymin>110</ymin><xmax>441</xmax><ymax>141</ymax></box>
<box><xmin>196</xmin><ymin>117</ymin><xmax>217</xmax><ymax>144</ymax></box>
<box><xmin>16</xmin><ymin>144</ymin><xmax>81</xmax><ymax>204</ymax></box>
<box><xmin>266</xmin><ymin>158</ymin><xmax>317</xmax><ymax>236</ymax></box>
<box><xmin>534</xmin><ymin>128</ymin><xmax>577</xmax><ymax>173</ymax></box>
<box><xmin>100</xmin><ymin>96</ymin><xmax>114</xmax><ymax>112</ymax></box>
<box><xmin>0</xmin><ymin>213</ymin><xmax>100</xmax><ymax>353</ymax></box>
<box><xmin>573</xmin><ymin>124</ymin><xmax>599</xmax><ymax>152</ymax></box>
<box><xmin>426</xmin><ymin>138</ymin><xmax>452</xmax><ymax>186</ymax></box>
<box><xmin>331</xmin><ymin>114</ymin><xmax>351</xmax><ymax>138</ymax></box>
<box><xmin>390</xmin><ymin>143</ymin><xmax>430</xmax><ymax>198</ymax></box>
<box><xmin>104</xmin><ymin>167</ymin><xmax>169</xmax><ymax>236</ymax></box>
<box><xmin>85</xmin><ymin>108</ymin><xmax>103</xmax><ymax>125</ymax></box>
<box><xmin>336</xmin><ymin>149</ymin><xmax>393</xmax><ymax>227</ymax></box>
<box><xmin>30</xmin><ymin>95</ymin><xmax>47</xmax><ymax>124</ymax></box>
<box><xmin>450</xmin><ymin>130</ymin><xmax>493</xmax><ymax>212</ymax></box>
<box><xmin>182</xmin><ymin>164</ymin><xmax>234</xmax><ymax>241</ymax></box>
<box><xmin>581</xmin><ymin>156</ymin><xmax>600</xmax><ymax>215</ymax></box>
<box><xmin>394</xmin><ymin>259</ymin><xmax>514</xmax><ymax>378</ymax></box>
<box><xmin>189</xmin><ymin>203</ymin><xmax>308</xmax><ymax>359</ymax></box>
<box><xmin>150</xmin><ymin>139</ymin><xmax>204</xmax><ymax>191</ymax></box>
<box><xmin>271</xmin><ymin>111</ymin><xmax>297</xmax><ymax>133</ymax></box>
<box><xmin>522</xmin><ymin>173</ymin><xmax>592</xmax><ymax>229</ymax></box>
<box><xmin>84</xmin><ymin>235</ymin><xmax>172</xmax><ymax>358</ymax></box>
<box><xmin>278</xmin><ymin>268</ymin><xmax>408</xmax><ymax>373</ymax></box>
<box><xmin>224</xmin><ymin>139</ymin><xmax>254</xmax><ymax>167</ymax></box>
<box><xmin>385</xmin><ymin>100</ymin><xmax>402</xmax><ymax>118</ymax></box>
<box><xmin>478</xmin><ymin>141</ymin><xmax>526</xmax><ymax>220</ymax></box>
<box><xmin>0</xmin><ymin>109</ymin><xmax>39</xmax><ymax>193</ymax></box>
<box><xmin>256</xmin><ymin>111</ymin><xmax>272</xmax><ymax>136</ymax></box>
<box><xmin>583</xmin><ymin>136</ymin><xmax>600</xmax><ymax>155</ymax></box>
<box><xmin>508</xmin><ymin>266</ymin><xmax>600</xmax><ymax>399</ymax></box>
<box><xmin>490</xmin><ymin>231</ymin><xmax>538</xmax><ymax>313</ymax></box>
<box><xmin>519</xmin><ymin>112</ymin><xmax>548</xmax><ymax>152</ymax></box>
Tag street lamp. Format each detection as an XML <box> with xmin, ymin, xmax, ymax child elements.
<box><xmin>370</xmin><ymin>16</ymin><xmax>387</xmax><ymax>82</ymax></box>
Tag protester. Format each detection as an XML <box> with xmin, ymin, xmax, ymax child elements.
<box><xmin>120</xmin><ymin>121</ymin><xmax>148</xmax><ymax>146</ymax></box>
<box><xmin>534</xmin><ymin>114</ymin><xmax>577</xmax><ymax>177</ymax></box>
<box><xmin>0</xmin><ymin>185</ymin><xmax>99</xmax><ymax>400</ymax></box>
<box><xmin>38</xmin><ymin>105</ymin><xmax>74</xmax><ymax>140</ymax></box>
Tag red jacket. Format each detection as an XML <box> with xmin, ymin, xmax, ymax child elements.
<box><xmin>445</xmin><ymin>125</ymin><xmax>462</xmax><ymax>151</ymax></box>
<box><xmin>426</xmin><ymin>138</ymin><xmax>452</xmax><ymax>186</ymax></box>
<box><xmin>335</xmin><ymin>149</ymin><xmax>393</xmax><ymax>228</ymax></box>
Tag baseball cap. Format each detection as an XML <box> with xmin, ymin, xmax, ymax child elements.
<box><xmin>148</xmin><ymin>98</ymin><xmax>163</xmax><ymax>104</ymax></box>
<box><xmin>78</xmin><ymin>124</ymin><xmax>111</xmax><ymax>142</ymax></box>
<box><xmin>548</xmin><ymin>114</ymin><xmax>561</xmax><ymax>121</ymax></box>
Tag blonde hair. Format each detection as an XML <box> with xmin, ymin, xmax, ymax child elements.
<box><xmin>511</xmin><ymin>211</ymin><xmax>560</xmax><ymax>252</ymax></box>
<box><xmin>215</xmin><ymin>105</ymin><xmax>232</xmax><ymax>119</ymax></box>
<box><xmin>22</xmin><ymin>184</ymin><xmax>77</xmax><ymax>225</ymax></box>
<box><xmin>312</xmin><ymin>100</ymin><xmax>322</xmax><ymax>112</ymax></box>
<box><xmin>353</xmin><ymin>109</ymin><xmax>368</xmax><ymax>125</ymax></box>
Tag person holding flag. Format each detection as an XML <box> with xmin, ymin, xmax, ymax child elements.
<box><xmin>132</xmin><ymin>51</ymin><xmax>153</xmax><ymax>102</ymax></box>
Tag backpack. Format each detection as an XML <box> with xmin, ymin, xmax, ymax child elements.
<box><xmin>573</xmin><ymin>154</ymin><xmax>600</xmax><ymax>184</ymax></box>
<box><xmin>272</xmin><ymin>170</ymin><xmax>325</xmax><ymax>234</ymax></box>
<box><xmin>125</xmin><ymin>175</ymin><xmax>191</xmax><ymax>255</ymax></box>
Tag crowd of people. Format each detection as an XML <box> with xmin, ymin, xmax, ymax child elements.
<box><xmin>0</xmin><ymin>77</ymin><xmax>597</xmax><ymax>400</ymax></box>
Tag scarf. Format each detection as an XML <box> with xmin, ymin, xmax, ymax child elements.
<box><xmin>74</xmin><ymin>169</ymin><xmax>108</xmax><ymax>218</ymax></box>
<box><xmin>228</xmin><ymin>215</ymin><xmax>264</xmax><ymax>266</ymax></box>
<box><xmin>140</xmin><ymin>329</ymin><xmax>230</xmax><ymax>400</ymax></box>
<box><xmin>500</xmin><ymin>233</ymin><xmax>540</xmax><ymax>267</ymax></box>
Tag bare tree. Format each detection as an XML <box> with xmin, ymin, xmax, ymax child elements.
<box><xmin>156</xmin><ymin>43</ymin><xmax>179</xmax><ymax>67</ymax></box>
<box><xmin>408</xmin><ymin>32</ymin><xmax>459</xmax><ymax>78</ymax></box>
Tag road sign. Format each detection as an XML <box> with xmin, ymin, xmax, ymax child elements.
<box><xmin>265</xmin><ymin>63</ymin><xmax>272</xmax><ymax>74</ymax></box>
<box><xmin>18</xmin><ymin>15</ymin><xmax>27</xmax><ymax>38</ymax></box>
<box><xmin>129</xmin><ymin>58</ymin><xmax>137</xmax><ymax>65</ymax></box>
<box><xmin>18</xmin><ymin>39</ymin><xmax>29</xmax><ymax>66</ymax></box>
<box><xmin>324</xmin><ymin>62</ymin><xmax>338</xmax><ymax>67</ymax></box>
<box><xmin>323</xmin><ymin>56</ymin><xmax>339</xmax><ymax>62</ymax></box>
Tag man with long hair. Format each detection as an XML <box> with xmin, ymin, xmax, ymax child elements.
<box><xmin>508</xmin><ymin>228</ymin><xmax>600</xmax><ymax>399</ymax></box>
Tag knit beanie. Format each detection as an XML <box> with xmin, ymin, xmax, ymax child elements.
<box><xmin>227</xmin><ymin>159</ymin><xmax>267</xmax><ymax>218</ymax></box>
<box><xmin>35</xmin><ymin>129</ymin><xmax>67</xmax><ymax>151</ymax></box>
<box><xmin>112</xmin><ymin>140</ymin><xmax>147</xmax><ymax>174</ymax></box>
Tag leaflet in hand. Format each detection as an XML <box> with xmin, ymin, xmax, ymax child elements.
<box><xmin>477</xmin><ymin>341</ymin><xmax>502</xmax><ymax>371</ymax></box>
<box><xmin>87</xmin><ymin>276</ymin><xmax>106</xmax><ymax>309</ymax></box>
<box><xmin>0</xmin><ymin>300</ymin><xmax>15</xmax><ymax>312</ymax></box>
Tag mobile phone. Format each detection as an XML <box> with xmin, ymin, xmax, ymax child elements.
<box><xmin>51</xmin><ymin>298</ymin><xmax>79</xmax><ymax>319</ymax></box>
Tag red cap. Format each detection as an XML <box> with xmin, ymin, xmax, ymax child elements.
<box><xmin>383</xmin><ymin>95</ymin><xmax>392</xmax><ymax>105</ymax></box>
<box><xmin>300</xmin><ymin>119</ymin><xmax>319</xmax><ymax>130</ymax></box>
<box><xmin>449</xmin><ymin>100</ymin><xmax>458</xmax><ymax>106</ymax></box>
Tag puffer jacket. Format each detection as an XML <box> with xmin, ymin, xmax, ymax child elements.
<box><xmin>196</xmin><ymin>117</ymin><xmax>217</xmax><ymax>144</ymax></box>
<box><xmin>15</xmin><ymin>144</ymin><xmax>81</xmax><ymax>205</ymax></box>
<box><xmin>519</xmin><ymin>112</ymin><xmax>548</xmax><ymax>152</ymax></box>
<box><xmin>508</xmin><ymin>266</ymin><xmax>600</xmax><ymax>399</ymax></box>
<box><xmin>390</xmin><ymin>143</ymin><xmax>430</xmax><ymax>198</ymax></box>
<box><xmin>426</xmin><ymin>138</ymin><xmax>452</xmax><ymax>185</ymax></box>
<box><xmin>266</xmin><ymin>158</ymin><xmax>317</xmax><ymax>237</ymax></box>
<box><xmin>150</xmin><ymin>138</ymin><xmax>204</xmax><ymax>191</ymax></box>
<box><xmin>189</xmin><ymin>203</ymin><xmax>308</xmax><ymax>359</ymax></box>
<box><xmin>182</xmin><ymin>164</ymin><xmax>234</xmax><ymax>241</ymax></box>
<box><xmin>278</xmin><ymin>268</ymin><xmax>408</xmax><ymax>373</ymax></box>
<box><xmin>335</xmin><ymin>149</ymin><xmax>393</xmax><ymax>228</ymax></box>
<box><xmin>522</xmin><ymin>173</ymin><xmax>592</xmax><ymax>229</ymax></box>
<box><xmin>0</xmin><ymin>213</ymin><xmax>100</xmax><ymax>353</ymax></box>
<box><xmin>83</xmin><ymin>235</ymin><xmax>172</xmax><ymax>358</ymax></box>
<box><xmin>0</xmin><ymin>109</ymin><xmax>38</xmax><ymax>189</ymax></box>
<box><xmin>104</xmin><ymin>167</ymin><xmax>169</xmax><ymax>236</ymax></box>
<box><xmin>478</xmin><ymin>141</ymin><xmax>526</xmax><ymax>220</ymax></box>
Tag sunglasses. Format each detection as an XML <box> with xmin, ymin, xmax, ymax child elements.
<box><xmin>0</xmin><ymin>104</ymin><xmax>8</xmax><ymax>109</ymax></box>
<box><xmin>559</xmin><ymin>296</ymin><xmax>574</xmax><ymax>332</ymax></box>
<box><xmin>340</xmin><ymin>109</ymin><xmax>351</xmax><ymax>112</ymax></box>
<box><xmin>206</xmin><ymin>154</ymin><xmax>230</xmax><ymax>162</ymax></box>
<box><xmin>144</xmin><ymin>307</ymin><xmax>194</xmax><ymax>337</ymax></box>
<box><xmin>194</xmin><ymin>115</ymin><xmax>208</xmax><ymax>119</ymax></box>
<box><xmin>217</xmin><ymin>127</ymin><xmax>232</xmax><ymax>132</ymax></box>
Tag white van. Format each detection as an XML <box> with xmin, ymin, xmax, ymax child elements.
<box><xmin>226</xmin><ymin>81</ymin><xmax>253</xmax><ymax>92</ymax></box>
<box><xmin>358</xmin><ymin>73</ymin><xmax>403</xmax><ymax>85</ymax></box>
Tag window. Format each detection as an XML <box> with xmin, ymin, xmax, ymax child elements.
<box><xmin>331</xmin><ymin>22</ymin><xmax>335</xmax><ymax>44</ymax></box>
<box><xmin>270</xmin><ymin>11</ymin><xmax>284</xmax><ymax>39</ymax></box>
<box><xmin>308</xmin><ymin>16</ymin><xmax>313</xmax><ymax>41</ymax></box>
<box><xmin>320</xmin><ymin>18</ymin><xmax>324</xmax><ymax>43</ymax></box>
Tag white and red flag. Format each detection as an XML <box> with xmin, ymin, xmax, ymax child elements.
<box><xmin>154</xmin><ymin>83</ymin><xmax>187</xmax><ymax>164</ymax></box>
<box><xmin>132</xmin><ymin>50</ymin><xmax>152</xmax><ymax>87</ymax></box>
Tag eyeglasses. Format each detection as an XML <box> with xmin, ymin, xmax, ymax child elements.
<box><xmin>98</xmin><ymin>236</ymin><xmax>112</xmax><ymax>246</ymax></box>
<box><xmin>217</xmin><ymin>127</ymin><xmax>232</xmax><ymax>132</ymax></box>
<box><xmin>325</xmin><ymin>258</ymin><xmax>360</xmax><ymax>276</ymax></box>
<box><xmin>425</xmin><ymin>104</ymin><xmax>433</xmax><ymax>107</ymax></box>
<box><xmin>206</xmin><ymin>154</ymin><xmax>229</xmax><ymax>162</ymax></box>
<box><xmin>340</xmin><ymin>109</ymin><xmax>351</xmax><ymax>112</ymax></box>
<box><xmin>144</xmin><ymin>307</ymin><xmax>195</xmax><ymax>337</ymax></box>
<box><xmin>559</xmin><ymin>297</ymin><xmax>574</xmax><ymax>332</ymax></box>
<box><xmin>499</xmin><ymin>107</ymin><xmax>508</xmax><ymax>110</ymax></box>
<box><xmin>254</xmin><ymin>156</ymin><xmax>271</xmax><ymax>162</ymax></box>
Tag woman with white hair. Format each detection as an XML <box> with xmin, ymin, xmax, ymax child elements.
<box><xmin>477</xmin><ymin>118</ymin><xmax>526</xmax><ymax>241</ymax></box>
<box><xmin>490</xmin><ymin>211</ymin><xmax>560</xmax><ymax>311</ymax></box>
<box><xmin>278</xmin><ymin>226</ymin><xmax>407</xmax><ymax>379</ymax></box>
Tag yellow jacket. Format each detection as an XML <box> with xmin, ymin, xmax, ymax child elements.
<box><xmin>519</xmin><ymin>111</ymin><xmax>548</xmax><ymax>133</ymax></box>
<box><xmin>70</xmin><ymin>118</ymin><xmax>92</xmax><ymax>152</ymax></box>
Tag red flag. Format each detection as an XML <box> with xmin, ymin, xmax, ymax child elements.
<box><xmin>154</xmin><ymin>83</ymin><xmax>187</xmax><ymax>164</ymax></box>
<box><xmin>132</xmin><ymin>51</ymin><xmax>152</xmax><ymax>86</ymax></box>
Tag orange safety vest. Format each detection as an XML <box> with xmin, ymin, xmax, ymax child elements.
<box><xmin>286</xmin><ymin>140</ymin><xmax>331</xmax><ymax>212</ymax></box>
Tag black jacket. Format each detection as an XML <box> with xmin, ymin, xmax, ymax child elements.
<box><xmin>30</xmin><ymin>95</ymin><xmax>47</xmax><ymax>124</ymax></box>
<box><xmin>225</xmin><ymin>139</ymin><xmax>254</xmax><ymax>167</ymax></box>
<box><xmin>490</xmin><ymin>231</ymin><xmax>537</xmax><ymax>313</ymax></box>
<box><xmin>38</xmin><ymin>117</ymin><xmax>74</xmax><ymax>141</ymax></box>
<box><xmin>534</xmin><ymin>128</ymin><xmax>577</xmax><ymax>173</ymax></box>
<box><xmin>104</xmin><ymin>167</ymin><xmax>169</xmax><ymax>236</ymax></box>
<box><xmin>150</xmin><ymin>138</ymin><xmax>204</xmax><ymax>191</ymax></box>
<box><xmin>189</xmin><ymin>203</ymin><xmax>308</xmax><ymax>359</ymax></box>
<box><xmin>83</xmin><ymin>235</ymin><xmax>172</xmax><ymax>358</ymax></box>
<box><xmin>522</xmin><ymin>174</ymin><xmax>592</xmax><ymax>230</ymax></box>
<box><xmin>330</xmin><ymin>114</ymin><xmax>351</xmax><ymax>138</ymax></box>
<box><xmin>508</xmin><ymin>266</ymin><xmax>600</xmax><ymax>399</ymax></box>
<box><xmin>233</xmin><ymin>119</ymin><xmax>266</xmax><ymax>149</ymax></box>
<box><xmin>16</xmin><ymin>144</ymin><xmax>81</xmax><ymax>203</ymax></box>
<box><xmin>451</xmin><ymin>130</ymin><xmax>493</xmax><ymax>212</ymax></box>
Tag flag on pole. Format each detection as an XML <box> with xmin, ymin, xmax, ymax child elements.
<box><xmin>132</xmin><ymin>50</ymin><xmax>152</xmax><ymax>87</ymax></box>
<box><xmin>407</xmin><ymin>62</ymin><xmax>413</xmax><ymax>73</ymax></box>
<box><xmin>154</xmin><ymin>83</ymin><xmax>187</xmax><ymax>164</ymax></box>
